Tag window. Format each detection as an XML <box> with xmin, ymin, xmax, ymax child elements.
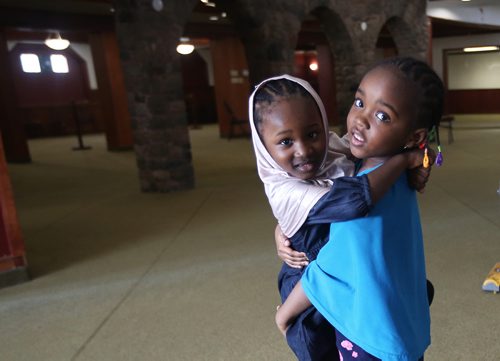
<box><xmin>50</xmin><ymin>54</ymin><xmax>69</xmax><ymax>73</ymax></box>
<box><xmin>20</xmin><ymin>53</ymin><xmax>41</xmax><ymax>73</ymax></box>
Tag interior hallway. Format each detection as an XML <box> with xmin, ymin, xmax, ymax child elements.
<box><xmin>1</xmin><ymin>122</ymin><xmax>499</xmax><ymax>361</ymax></box>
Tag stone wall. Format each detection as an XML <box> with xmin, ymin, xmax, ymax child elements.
<box><xmin>113</xmin><ymin>0</ymin><xmax>428</xmax><ymax>192</ymax></box>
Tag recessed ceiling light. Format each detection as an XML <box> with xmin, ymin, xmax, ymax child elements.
<box><xmin>463</xmin><ymin>46</ymin><xmax>499</xmax><ymax>52</ymax></box>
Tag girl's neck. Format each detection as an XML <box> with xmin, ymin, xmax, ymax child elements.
<box><xmin>358</xmin><ymin>156</ymin><xmax>391</xmax><ymax>173</ymax></box>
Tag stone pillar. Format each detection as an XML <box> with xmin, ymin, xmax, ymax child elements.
<box><xmin>114</xmin><ymin>0</ymin><xmax>195</xmax><ymax>192</ymax></box>
<box><xmin>224</xmin><ymin>0</ymin><xmax>303</xmax><ymax>86</ymax></box>
<box><xmin>313</xmin><ymin>5</ymin><xmax>360</xmax><ymax>130</ymax></box>
<box><xmin>112</xmin><ymin>0</ymin><xmax>428</xmax><ymax>191</ymax></box>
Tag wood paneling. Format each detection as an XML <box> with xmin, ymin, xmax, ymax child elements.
<box><xmin>0</xmin><ymin>133</ymin><xmax>27</xmax><ymax>275</ymax></box>
<box><xmin>446</xmin><ymin>89</ymin><xmax>500</xmax><ymax>114</ymax></box>
<box><xmin>211</xmin><ymin>37</ymin><xmax>250</xmax><ymax>138</ymax></box>
<box><xmin>10</xmin><ymin>44</ymin><xmax>89</xmax><ymax>107</ymax></box>
<box><xmin>89</xmin><ymin>30</ymin><xmax>132</xmax><ymax>150</ymax></box>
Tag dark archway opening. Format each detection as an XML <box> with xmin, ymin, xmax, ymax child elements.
<box><xmin>376</xmin><ymin>23</ymin><xmax>398</xmax><ymax>61</ymax></box>
<box><xmin>181</xmin><ymin>1</ymin><xmax>250</xmax><ymax>138</ymax></box>
<box><xmin>296</xmin><ymin>14</ymin><xmax>338</xmax><ymax>125</ymax></box>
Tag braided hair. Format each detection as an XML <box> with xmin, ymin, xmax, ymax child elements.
<box><xmin>375</xmin><ymin>57</ymin><xmax>444</xmax><ymax>132</ymax></box>
<box><xmin>253</xmin><ymin>78</ymin><xmax>316</xmax><ymax>135</ymax></box>
<box><xmin>374</xmin><ymin>56</ymin><xmax>445</xmax><ymax>164</ymax></box>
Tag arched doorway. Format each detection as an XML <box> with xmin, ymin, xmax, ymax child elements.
<box><xmin>295</xmin><ymin>13</ymin><xmax>337</xmax><ymax>125</ymax></box>
<box><xmin>378</xmin><ymin>16</ymin><xmax>426</xmax><ymax>60</ymax></box>
<box><xmin>303</xmin><ymin>7</ymin><xmax>356</xmax><ymax>130</ymax></box>
<box><xmin>375</xmin><ymin>22</ymin><xmax>398</xmax><ymax>61</ymax></box>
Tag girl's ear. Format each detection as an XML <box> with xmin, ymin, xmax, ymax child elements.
<box><xmin>404</xmin><ymin>128</ymin><xmax>428</xmax><ymax>149</ymax></box>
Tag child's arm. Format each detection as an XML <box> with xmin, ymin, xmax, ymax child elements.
<box><xmin>275</xmin><ymin>280</ymin><xmax>311</xmax><ymax>336</ymax></box>
<box><xmin>275</xmin><ymin>148</ymin><xmax>433</xmax><ymax>266</ymax></box>
<box><xmin>308</xmin><ymin>148</ymin><xmax>430</xmax><ymax>224</ymax></box>
<box><xmin>367</xmin><ymin>148</ymin><xmax>431</xmax><ymax>204</ymax></box>
<box><xmin>275</xmin><ymin>224</ymin><xmax>309</xmax><ymax>268</ymax></box>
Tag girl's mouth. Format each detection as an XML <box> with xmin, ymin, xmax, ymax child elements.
<box><xmin>350</xmin><ymin>131</ymin><xmax>365</xmax><ymax>146</ymax></box>
<box><xmin>294</xmin><ymin>161</ymin><xmax>316</xmax><ymax>173</ymax></box>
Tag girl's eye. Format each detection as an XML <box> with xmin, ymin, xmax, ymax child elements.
<box><xmin>375</xmin><ymin>111</ymin><xmax>390</xmax><ymax>122</ymax></box>
<box><xmin>308</xmin><ymin>131</ymin><xmax>319</xmax><ymax>139</ymax></box>
<box><xmin>279</xmin><ymin>138</ymin><xmax>293</xmax><ymax>146</ymax></box>
<box><xmin>354</xmin><ymin>98</ymin><xmax>363</xmax><ymax>108</ymax></box>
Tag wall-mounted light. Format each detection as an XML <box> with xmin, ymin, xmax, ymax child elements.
<box><xmin>309</xmin><ymin>61</ymin><xmax>318</xmax><ymax>71</ymax></box>
<box><xmin>152</xmin><ymin>0</ymin><xmax>163</xmax><ymax>12</ymax></box>
<box><xmin>45</xmin><ymin>32</ymin><xmax>70</xmax><ymax>50</ymax></box>
<box><xmin>176</xmin><ymin>38</ymin><xmax>194</xmax><ymax>55</ymax></box>
<box><xmin>201</xmin><ymin>0</ymin><xmax>216</xmax><ymax>7</ymax></box>
<box><xmin>463</xmin><ymin>46</ymin><xmax>499</xmax><ymax>52</ymax></box>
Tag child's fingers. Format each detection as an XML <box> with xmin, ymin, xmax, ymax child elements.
<box><xmin>282</xmin><ymin>251</ymin><xmax>309</xmax><ymax>268</ymax></box>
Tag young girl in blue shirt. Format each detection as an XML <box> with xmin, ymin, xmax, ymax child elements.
<box><xmin>249</xmin><ymin>72</ymin><xmax>433</xmax><ymax>361</ymax></box>
<box><xmin>274</xmin><ymin>57</ymin><xmax>444</xmax><ymax>361</ymax></box>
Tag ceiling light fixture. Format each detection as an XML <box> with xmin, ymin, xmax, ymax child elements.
<box><xmin>152</xmin><ymin>0</ymin><xmax>164</xmax><ymax>12</ymax></box>
<box><xmin>45</xmin><ymin>32</ymin><xmax>70</xmax><ymax>50</ymax></box>
<box><xmin>463</xmin><ymin>45</ymin><xmax>499</xmax><ymax>52</ymax></box>
<box><xmin>176</xmin><ymin>38</ymin><xmax>194</xmax><ymax>55</ymax></box>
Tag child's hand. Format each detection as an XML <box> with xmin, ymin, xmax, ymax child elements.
<box><xmin>408</xmin><ymin>166</ymin><xmax>431</xmax><ymax>193</ymax></box>
<box><xmin>275</xmin><ymin>225</ymin><xmax>309</xmax><ymax>268</ymax></box>
<box><xmin>406</xmin><ymin>147</ymin><xmax>435</xmax><ymax>193</ymax></box>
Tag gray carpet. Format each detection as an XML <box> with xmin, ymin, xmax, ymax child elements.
<box><xmin>0</xmin><ymin>124</ymin><xmax>499</xmax><ymax>360</ymax></box>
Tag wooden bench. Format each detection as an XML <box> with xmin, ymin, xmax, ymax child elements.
<box><xmin>223</xmin><ymin>101</ymin><xmax>248</xmax><ymax>140</ymax></box>
<box><xmin>440</xmin><ymin>115</ymin><xmax>455</xmax><ymax>144</ymax></box>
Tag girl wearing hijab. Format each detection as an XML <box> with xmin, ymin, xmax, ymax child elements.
<box><xmin>249</xmin><ymin>74</ymin><xmax>431</xmax><ymax>361</ymax></box>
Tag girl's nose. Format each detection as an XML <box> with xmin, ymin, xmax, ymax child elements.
<box><xmin>294</xmin><ymin>142</ymin><xmax>311</xmax><ymax>157</ymax></box>
<box><xmin>355</xmin><ymin>113</ymin><xmax>370</xmax><ymax>129</ymax></box>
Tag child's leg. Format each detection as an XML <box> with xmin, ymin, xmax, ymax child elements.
<box><xmin>275</xmin><ymin>280</ymin><xmax>312</xmax><ymax>336</ymax></box>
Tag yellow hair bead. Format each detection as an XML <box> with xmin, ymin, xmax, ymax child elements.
<box><xmin>423</xmin><ymin>148</ymin><xmax>429</xmax><ymax>168</ymax></box>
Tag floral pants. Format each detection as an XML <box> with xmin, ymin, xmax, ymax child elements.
<box><xmin>335</xmin><ymin>330</ymin><xmax>424</xmax><ymax>361</ymax></box>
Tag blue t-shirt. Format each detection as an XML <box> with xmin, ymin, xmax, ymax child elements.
<box><xmin>301</xmin><ymin>167</ymin><xmax>430</xmax><ymax>361</ymax></box>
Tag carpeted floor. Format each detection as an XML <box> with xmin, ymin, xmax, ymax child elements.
<box><xmin>0</xmin><ymin>123</ymin><xmax>499</xmax><ymax>360</ymax></box>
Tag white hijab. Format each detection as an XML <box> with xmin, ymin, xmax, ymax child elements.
<box><xmin>249</xmin><ymin>74</ymin><xmax>355</xmax><ymax>237</ymax></box>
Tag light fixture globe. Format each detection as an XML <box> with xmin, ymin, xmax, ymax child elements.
<box><xmin>45</xmin><ymin>32</ymin><xmax>70</xmax><ymax>51</ymax></box>
<box><xmin>176</xmin><ymin>43</ymin><xmax>194</xmax><ymax>55</ymax></box>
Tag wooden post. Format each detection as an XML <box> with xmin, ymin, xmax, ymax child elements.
<box><xmin>0</xmin><ymin>133</ymin><xmax>29</xmax><ymax>288</ymax></box>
